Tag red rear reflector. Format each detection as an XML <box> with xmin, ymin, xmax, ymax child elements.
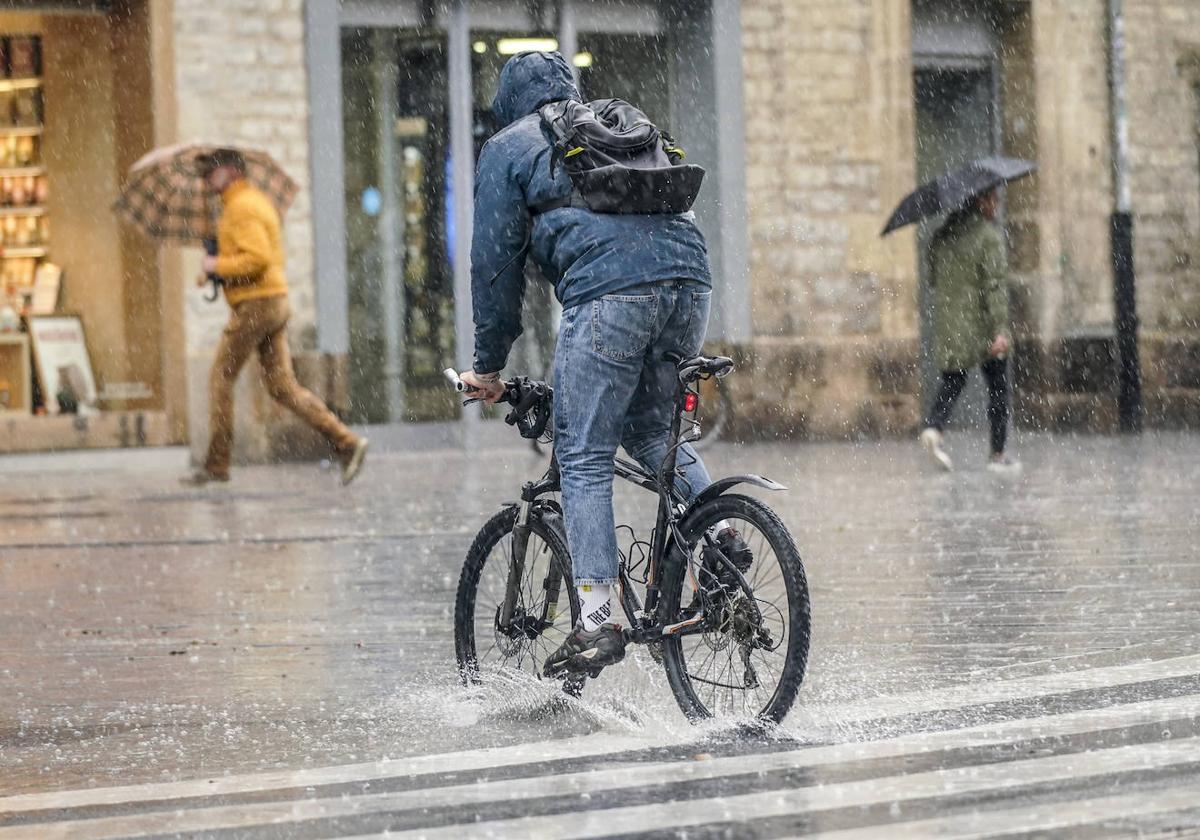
<box><xmin>684</xmin><ymin>392</ymin><xmax>699</xmax><ymax>412</ymax></box>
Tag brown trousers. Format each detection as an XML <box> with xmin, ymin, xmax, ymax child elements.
<box><xmin>205</xmin><ymin>295</ymin><xmax>357</xmax><ymax>477</ymax></box>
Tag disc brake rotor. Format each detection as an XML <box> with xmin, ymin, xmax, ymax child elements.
<box><xmin>492</xmin><ymin>606</ymin><xmax>532</xmax><ymax>657</ymax></box>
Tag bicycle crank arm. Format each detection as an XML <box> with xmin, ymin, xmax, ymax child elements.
<box><xmin>624</xmin><ymin>615</ymin><xmax>708</xmax><ymax>646</ymax></box>
<box><xmin>661</xmin><ymin>615</ymin><xmax>705</xmax><ymax>635</ymax></box>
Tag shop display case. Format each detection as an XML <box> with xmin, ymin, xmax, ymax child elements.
<box><xmin>0</xmin><ymin>34</ymin><xmax>45</xmax><ymax>318</ymax></box>
<box><xmin>0</xmin><ymin>34</ymin><xmax>54</xmax><ymax>416</ymax></box>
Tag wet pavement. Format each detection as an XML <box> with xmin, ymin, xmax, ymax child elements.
<box><xmin>1</xmin><ymin>427</ymin><xmax>1199</xmax><ymax>837</ymax></box>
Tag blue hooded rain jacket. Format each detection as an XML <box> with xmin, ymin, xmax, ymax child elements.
<box><xmin>470</xmin><ymin>51</ymin><xmax>712</xmax><ymax>374</ymax></box>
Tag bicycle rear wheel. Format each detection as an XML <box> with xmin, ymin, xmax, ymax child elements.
<box><xmin>454</xmin><ymin>506</ymin><xmax>579</xmax><ymax>683</ymax></box>
<box><xmin>659</xmin><ymin>494</ymin><xmax>811</xmax><ymax>722</ymax></box>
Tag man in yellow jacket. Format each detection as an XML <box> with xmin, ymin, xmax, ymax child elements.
<box><xmin>185</xmin><ymin>148</ymin><xmax>368</xmax><ymax>486</ymax></box>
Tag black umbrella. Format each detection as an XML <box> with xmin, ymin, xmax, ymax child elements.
<box><xmin>881</xmin><ymin>156</ymin><xmax>1036</xmax><ymax>236</ymax></box>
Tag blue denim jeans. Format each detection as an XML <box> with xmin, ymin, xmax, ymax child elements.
<box><xmin>553</xmin><ymin>281</ymin><xmax>713</xmax><ymax>587</ymax></box>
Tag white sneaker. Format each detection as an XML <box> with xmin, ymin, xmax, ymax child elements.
<box><xmin>919</xmin><ymin>427</ymin><xmax>953</xmax><ymax>471</ymax></box>
<box><xmin>987</xmin><ymin>454</ymin><xmax>1022</xmax><ymax>474</ymax></box>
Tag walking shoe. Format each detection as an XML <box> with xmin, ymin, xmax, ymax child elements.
<box><xmin>920</xmin><ymin>427</ymin><xmax>953</xmax><ymax>472</ymax></box>
<box><xmin>701</xmin><ymin>526</ymin><xmax>754</xmax><ymax>589</ymax></box>
<box><xmin>716</xmin><ymin>527</ymin><xmax>754</xmax><ymax>574</ymax></box>
<box><xmin>179</xmin><ymin>469</ymin><xmax>229</xmax><ymax>487</ymax></box>
<box><xmin>987</xmin><ymin>453</ymin><xmax>1022</xmax><ymax>474</ymax></box>
<box><xmin>543</xmin><ymin>623</ymin><xmax>626</xmax><ymax>677</ymax></box>
<box><xmin>341</xmin><ymin>437</ymin><xmax>369</xmax><ymax>486</ymax></box>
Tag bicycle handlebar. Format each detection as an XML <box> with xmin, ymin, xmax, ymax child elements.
<box><xmin>445</xmin><ymin>367</ymin><xmax>554</xmax><ymax>440</ymax></box>
<box><xmin>443</xmin><ymin>368</ymin><xmax>523</xmax><ymax>405</ymax></box>
<box><xmin>443</xmin><ymin>368</ymin><xmax>469</xmax><ymax>393</ymax></box>
<box><xmin>444</xmin><ymin>368</ymin><xmax>548</xmax><ymax>407</ymax></box>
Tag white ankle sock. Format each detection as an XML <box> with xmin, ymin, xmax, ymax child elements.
<box><xmin>578</xmin><ymin>584</ymin><xmax>613</xmax><ymax>631</ymax></box>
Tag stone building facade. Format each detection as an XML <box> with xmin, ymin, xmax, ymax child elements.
<box><xmin>176</xmin><ymin>0</ymin><xmax>1200</xmax><ymax>450</ymax></box>
<box><xmin>1127</xmin><ymin>0</ymin><xmax>1200</xmax><ymax>426</ymax></box>
<box><xmin>733</xmin><ymin>0</ymin><xmax>1200</xmax><ymax>438</ymax></box>
<box><xmin>7</xmin><ymin>0</ymin><xmax>1195</xmax><ymax>457</ymax></box>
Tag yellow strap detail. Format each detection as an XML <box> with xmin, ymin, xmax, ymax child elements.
<box><xmin>666</xmin><ymin>147</ymin><xmax>686</xmax><ymax>159</ymax></box>
<box><xmin>564</xmin><ymin>147</ymin><xmax>584</xmax><ymax>158</ymax></box>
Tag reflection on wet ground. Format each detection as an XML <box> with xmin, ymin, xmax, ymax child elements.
<box><xmin>1</xmin><ymin>429</ymin><xmax>1198</xmax><ymax>817</ymax></box>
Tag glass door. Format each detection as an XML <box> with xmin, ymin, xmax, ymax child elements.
<box><xmin>914</xmin><ymin>67</ymin><xmax>997</xmax><ymax>427</ymax></box>
<box><xmin>343</xmin><ymin>28</ymin><xmax>456</xmax><ymax>423</ymax></box>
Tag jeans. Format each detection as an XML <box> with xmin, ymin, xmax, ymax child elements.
<box><xmin>925</xmin><ymin>357</ymin><xmax>1010</xmax><ymax>455</ymax></box>
<box><xmin>553</xmin><ymin>281</ymin><xmax>713</xmax><ymax>586</ymax></box>
<box><xmin>205</xmin><ymin>296</ymin><xmax>359</xmax><ymax>477</ymax></box>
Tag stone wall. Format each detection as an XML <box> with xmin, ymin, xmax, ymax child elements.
<box><xmin>738</xmin><ymin>0</ymin><xmax>920</xmax><ymax>438</ymax></box>
<box><xmin>1007</xmin><ymin>0</ymin><xmax>1120</xmax><ymax>431</ymax></box>
<box><xmin>1127</xmin><ymin>0</ymin><xmax>1200</xmax><ymax>334</ymax></box>
<box><xmin>172</xmin><ymin>0</ymin><xmax>314</xmax><ymax>339</ymax></box>
<box><xmin>1125</xmin><ymin>0</ymin><xmax>1200</xmax><ymax>426</ymax></box>
<box><xmin>1013</xmin><ymin>0</ymin><xmax>1200</xmax><ymax>431</ymax></box>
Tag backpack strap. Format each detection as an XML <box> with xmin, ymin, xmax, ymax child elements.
<box><xmin>530</xmin><ymin>192</ymin><xmax>591</xmax><ymax>214</ymax></box>
<box><xmin>539</xmin><ymin>101</ymin><xmax>587</xmax><ymax>177</ymax></box>
<box><xmin>660</xmin><ymin>129</ymin><xmax>686</xmax><ymax>164</ymax></box>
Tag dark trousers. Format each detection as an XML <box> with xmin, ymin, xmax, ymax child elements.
<box><xmin>926</xmin><ymin>357</ymin><xmax>1010</xmax><ymax>455</ymax></box>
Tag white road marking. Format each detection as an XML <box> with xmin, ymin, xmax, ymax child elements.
<box><xmin>2</xmin><ymin>653</ymin><xmax>1198</xmax><ymax>821</ymax></box>
<box><xmin>789</xmin><ymin>652</ymin><xmax>1200</xmax><ymax>728</ymax></box>
<box><xmin>378</xmin><ymin>738</ymin><xmax>1200</xmax><ymax>840</ymax></box>
<box><xmin>810</xmin><ymin>782</ymin><xmax>1200</xmax><ymax>840</ymax></box>
<box><xmin>0</xmin><ymin>730</ymin><xmax>681</xmax><ymax>815</ymax></box>
<box><xmin>3</xmin><ymin>693</ymin><xmax>1198</xmax><ymax>840</ymax></box>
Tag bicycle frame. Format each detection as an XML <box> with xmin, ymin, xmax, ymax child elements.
<box><xmin>500</xmin><ymin>371</ymin><xmax>710</xmax><ymax>646</ymax></box>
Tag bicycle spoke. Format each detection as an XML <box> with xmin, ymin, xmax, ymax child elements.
<box><xmin>465</xmin><ymin>525</ymin><xmax>577</xmax><ymax>680</ymax></box>
<box><xmin>671</xmin><ymin>504</ymin><xmax>804</xmax><ymax>720</ymax></box>
<box><xmin>717</xmin><ymin>650</ymin><xmax>736</xmax><ymax>714</ymax></box>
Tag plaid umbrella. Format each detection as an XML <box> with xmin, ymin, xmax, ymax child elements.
<box><xmin>113</xmin><ymin>143</ymin><xmax>299</xmax><ymax>244</ymax></box>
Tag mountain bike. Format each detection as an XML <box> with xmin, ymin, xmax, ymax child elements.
<box><xmin>445</xmin><ymin>356</ymin><xmax>811</xmax><ymax>722</ymax></box>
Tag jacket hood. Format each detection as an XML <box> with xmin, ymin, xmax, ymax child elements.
<box><xmin>491</xmin><ymin>51</ymin><xmax>580</xmax><ymax>127</ymax></box>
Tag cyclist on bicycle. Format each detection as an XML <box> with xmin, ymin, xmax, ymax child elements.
<box><xmin>459</xmin><ymin>51</ymin><xmax>749</xmax><ymax>676</ymax></box>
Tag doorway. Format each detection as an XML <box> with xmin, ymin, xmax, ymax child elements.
<box><xmin>310</xmin><ymin>0</ymin><xmax>748</xmax><ymax>426</ymax></box>
<box><xmin>343</xmin><ymin>29</ymin><xmax>455</xmax><ymax>423</ymax></box>
<box><xmin>913</xmin><ymin>67</ymin><xmax>997</xmax><ymax>428</ymax></box>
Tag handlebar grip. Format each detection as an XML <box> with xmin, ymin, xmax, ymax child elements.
<box><xmin>443</xmin><ymin>368</ymin><xmax>467</xmax><ymax>392</ymax></box>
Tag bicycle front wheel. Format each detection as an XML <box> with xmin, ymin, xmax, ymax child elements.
<box><xmin>659</xmin><ymin>494</ymin><xmax>811</xmax><ymax>722</ymax></box>
<box><xmin>454</xmin><ymin>506</ymin><xmax>579</xmax><ymax>683</ymax></box>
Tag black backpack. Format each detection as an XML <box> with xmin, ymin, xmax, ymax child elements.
<box><xmin>536</xmin><ymin>98</ymin><xmax>705</xmax><ymax>215</ymax></box>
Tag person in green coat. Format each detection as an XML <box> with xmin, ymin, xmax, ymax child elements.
<box><xmin>919</xmin><ymin>187</ymin><xmax>1018</xmax><ymax>472</ymax></box>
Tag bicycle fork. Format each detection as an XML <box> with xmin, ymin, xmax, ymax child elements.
<box><xmin>499</xmin><ymin>499</ymin><xmax>533</xmax><ymax>630</ymax></box>
<box><xmin>500</xmin><ymin>492</ymin><xmax>568</xmax><ymax>635</ymax></box>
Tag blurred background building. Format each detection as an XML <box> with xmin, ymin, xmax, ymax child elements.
<box><xmin>0</xmin><ymin>0</ymin><xmax>1197</xmax><ymax>457</ymax></box>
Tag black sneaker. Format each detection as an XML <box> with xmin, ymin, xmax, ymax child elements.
<box><xmin>702</xmin><ymin>527</ymin><xmax>754</xmax><ymax>588</ymax></box>
<box><xmin>543</xmin><ymin>623</ymin><xmax>626</xmax><ymax>678</ymax></box>
<box><xmin>717</xmin><ymin>528</ymin><xmax>754</xmax><ymax>574</ymax></box>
